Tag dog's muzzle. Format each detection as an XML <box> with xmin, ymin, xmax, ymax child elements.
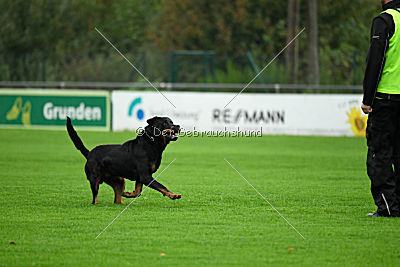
<box><xmin>162</xmin><ymin>125</ymin><xmax>180</xmax><ymax>141</ymax></box>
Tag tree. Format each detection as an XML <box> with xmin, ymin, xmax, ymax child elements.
<box><xmin>307</xmin><ymin>0</ymin><xmax>320</xmax><ymax>84</ymax></box>
<box><xmin>285</xmin><ymin>0</ymin><xmax>300</xmax><ymax>83</ymax></box>
<box><xmin>148</xmin><ymin>0</ymin><xmax>286</xmax><ymax>58</ymax></box>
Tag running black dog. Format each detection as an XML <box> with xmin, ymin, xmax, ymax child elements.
<box><xmin>66</xmin><ymin>116</ymin><xmax>181</xmax><ymax>204</ymax></box>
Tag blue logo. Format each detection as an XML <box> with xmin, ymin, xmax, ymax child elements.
<box><xmin>128</xmin><ymin>97</ymin><xmax>144</xmax><ymax>120</ymax></box>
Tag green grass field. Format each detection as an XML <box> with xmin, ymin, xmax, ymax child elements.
<box><xmin>1</xmin><ymin>128</ymin><xmax>399</xmax><ymax>266</ymax></box>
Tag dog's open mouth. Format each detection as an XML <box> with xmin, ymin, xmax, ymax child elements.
<box><xmin>162</xmin><ymin>127</ymin><xmax>179</xmax><ymax>141</ymax></box>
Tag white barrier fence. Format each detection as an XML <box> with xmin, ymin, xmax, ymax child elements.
<box><xmin>111</xmin><ymin>91</ymin><xmax>367</xmax><ymax>137</ymax></box>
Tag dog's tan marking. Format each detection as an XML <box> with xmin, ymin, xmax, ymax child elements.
<box><xmin>162</xmin><ymin>129</ymin><xmax>174</xmax><ymax>145</ymax></box>
<box><xmin>151</xmin><ymin>164</ymin><xmax>156</xmax><ymax>173</ymax></box>
<box><xmin>123</xmin><ymin>181</ymin><xmax>143</xmax><ymax>198</ymax></box>
<box><xmin>162</xmin><ymin>136</ymin><xmax>168</xmax><ymax>145</ymax></box>
<box><xmin>162</xmin><ymin>129</ymin><xmax>173</xmax><ymax>135</ymax></box>
<box><xmin>159</xmin><ymin>188</ymin><xmax>181</xmax><ymax>200</ymax></box>
<box><xmin>134</xmin><ymin>182</ymin><xmax>143</xmax><ymax>195</ymax></box>
<box><xmin>94</xmin><ymin>177</ymin><xmax>101</xmax><ymax>204</ymax></box>
<box><xmin>112</xmin><ymin>177</ymin><xmax>125</xmax><ymax>204</ymax></box>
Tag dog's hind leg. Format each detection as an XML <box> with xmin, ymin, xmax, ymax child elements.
<box><xmin>85</xmin><ymin>163</ymin><xmax>101</xmax><ymax>205</ymax></box>
<box><xmin>88</xmin><ymin>177</ymin><xmax>101</xmax><ymax>204</ymax></box>
<box><xmin>93</xmin><ymin>177</ymin><xmax>102</xmax><ymax>205</ymax></box>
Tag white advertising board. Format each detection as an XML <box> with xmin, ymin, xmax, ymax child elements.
<box><xmin>111</xmin><ymin>91</ymin><xmax>367</xmax><ymax>137</ymax></box>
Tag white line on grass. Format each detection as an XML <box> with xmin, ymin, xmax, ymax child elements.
<box><xmin>95</xmin><ymin>158</ymin><xmax>176</xmax><ymax>239</ymax></box>
<box><xmin>224</xmin><ymin>158</ymin><xmax>305</xmax><ymax>240</ymax></box>
<box><xmin>224</xmin><ymin>27</ymin><xmax>305</xmax><ymax>108</ymax></box>
<box><xmin>94</xmin><ymin>27</ymin><xmax>176</xmax><ymax>108</ymax></box>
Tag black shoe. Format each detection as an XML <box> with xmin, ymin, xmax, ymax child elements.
<box><xmin>366</xmin><ymin>212</ymin><xmax>381</xmax><ymax>217</ymax></box>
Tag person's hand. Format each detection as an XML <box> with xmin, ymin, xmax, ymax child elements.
<box><xmin>361</xmin><ymin>103</ymin><xmax>372</xmax><ymax>114</ymax></box>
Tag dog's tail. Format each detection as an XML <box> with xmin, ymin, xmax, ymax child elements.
<box><xmin>66</xmin><ymin>117</ymin><xmax>89</xmax><ymax>158</ymax></box>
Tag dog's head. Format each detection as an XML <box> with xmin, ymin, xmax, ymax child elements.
<box><xmin>145</xmin><ymin>116</ymin><xmax>180</xmax><ymax>142</ymax></box>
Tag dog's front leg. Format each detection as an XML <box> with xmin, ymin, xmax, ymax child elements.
<box><xmin>142</xmin><ymin>176</ymin><xmax>181</xmax><ymax>200</ymax></box>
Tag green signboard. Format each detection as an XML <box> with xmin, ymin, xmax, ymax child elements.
<box><xmin>0</xmin><ymin>89</ymin><xmax>110</xmax><ymax>130</ymax></box>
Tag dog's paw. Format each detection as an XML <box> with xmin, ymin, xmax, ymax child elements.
<box><xmin>123</xmin><ymin>192</ymin><xmax>131</xmax><ymax>198</ymax></box>
<box><xmin>169</xmin><ymin>193</ymin><xmax>181</xmax><ymax>200</ymax></box>
<box><xmin>123</xmin><ymin>192</ymin><xmax>141</xmax><ymax>198</ymax></box>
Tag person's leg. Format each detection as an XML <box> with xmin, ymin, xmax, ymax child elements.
<box><xmin>392</xmin><ymin>101</ymin><xmax>400</xmax><ymax>214</ymax></box>
<box><xmin>366</xmin><ymin>99</ymin><xmax>399</xmax><ymax>216</ymax></box>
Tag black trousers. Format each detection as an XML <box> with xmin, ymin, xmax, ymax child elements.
<box><xmin>366</xmin><ymin>98</ymin><xmax>400</xmax><ymax>217</ymax></box>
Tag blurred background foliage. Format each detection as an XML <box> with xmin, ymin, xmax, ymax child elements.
<box><xmin>0</xmin><ymin>0</ymin><xmax>380</xmax><ymax>84</ymax></box>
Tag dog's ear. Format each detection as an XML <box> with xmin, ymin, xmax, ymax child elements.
<box><xmin>147</xmin><ymin>116</ymin><xmax>159</xmax><ymax>126</ymax></box>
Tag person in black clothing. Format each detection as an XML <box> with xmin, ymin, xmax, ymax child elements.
<box><xmin>362</xmin><ymin>0</ymin><xmax>400</xmax><ymax>217</ymax></box>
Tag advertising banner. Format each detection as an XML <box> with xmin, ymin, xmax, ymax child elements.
<box><xmin>0</xmin><ymin>89</ymin><xmax>110</xmax><ymax>130</ymax></box>
<box><xmin>111</xmin><ymin>91</ymin><xmax>366</xmax><ymax>137</ymax></box>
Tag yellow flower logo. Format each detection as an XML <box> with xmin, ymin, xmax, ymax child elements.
<box><xmin>347</xmin><ymin>106</ymin><xmax>367</xmax><ymax>137</ymax></box>
<box><xmin>5</xmin><ymin>97</ymin><xmax>32</xmax><ymax>126</ymax></box>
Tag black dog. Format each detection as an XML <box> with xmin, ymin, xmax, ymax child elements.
<box><xmin>66</xmin><ymin>116</ymin><xmax>181</xmax><ymax>204</ymax></box>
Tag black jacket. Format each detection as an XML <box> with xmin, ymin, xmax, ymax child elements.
<box><xmin>363</xmin><ymin>0</ymin><xmax>400</xmax><ymax>106</ymax></box>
